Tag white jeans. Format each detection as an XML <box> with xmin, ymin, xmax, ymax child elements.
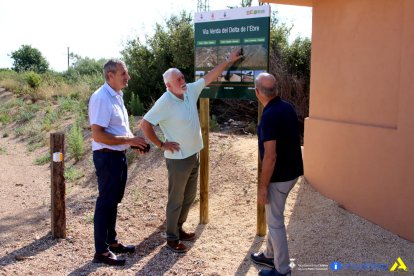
<box><xmin>264</xmin><ymin>178</ymin><xmax>297</xmax><ymax>274</ymax></box>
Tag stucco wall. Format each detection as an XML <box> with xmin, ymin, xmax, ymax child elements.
<box><xmin>304</xmin><ymin>0</ymin><xmax>414</xmax><ymax>241</ymax></box>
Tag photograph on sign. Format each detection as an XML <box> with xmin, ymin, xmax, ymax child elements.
<box><xmin>194</xmin><ymin>5</ymin><xmax>270</xmax><ymax>100</ymax></box>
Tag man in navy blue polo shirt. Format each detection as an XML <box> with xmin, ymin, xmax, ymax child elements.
<box><xmin>251</xmin><ymin>73</ymin><xmax>303</xmax><ymax>276</ymax></box>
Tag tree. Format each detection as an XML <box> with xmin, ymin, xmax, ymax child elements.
<box><xmin>268</xmin><ymin>12</ymin><xmax>311</xmax><ymax>141</ymax></box>
<box><xmin>10</xmin><ymin>45</ymin><xmax>49</xmax><ymax>73</ymax></box>
<box><xmin>68</xmin><ymin>55</ymin><xmax>105</xmax><ymax>76</ymax></box>
<box><xmin>122</xmin><ymin>11</ymin><xmax>194</xmax><ymax>109</ymax></box>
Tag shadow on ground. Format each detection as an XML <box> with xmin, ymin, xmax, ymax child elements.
<box><xmin>286</xmin><ymin>179</ymin><xmax>414</xmax><ymax>275</ymax></box>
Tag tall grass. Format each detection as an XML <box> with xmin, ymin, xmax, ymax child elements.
<box><xmin>67</xmin><ymin>118</ymin><xmax>85</xmax><ymax>162</ymax></box>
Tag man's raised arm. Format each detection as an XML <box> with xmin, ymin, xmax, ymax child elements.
<box><xmin>203</xmin><ymin>48</ymin><xmax>243</xmax><ymax>86</ymax></box>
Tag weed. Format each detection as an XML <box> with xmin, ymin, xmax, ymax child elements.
<box><xmin>210</xmin><ymin>115</ymin><xmax>220</xmax><ymax>131</ymax></box>
<box><xmin>42</xmin><ymin>107</ymin><xmax>59</xmax><ymax>131</ymax></box>
<box><xmin>58</xmin><ymin>96</ymin><xmax>83</xmax><ymax>113</ymax></box>
<box><xmin>17</xmin><ymin>107</ymin><xmax>36</xmax><ymax>122</ymax></box>
<box><xmin>132</xmin><ymin>187</ymin><xmax>142</xmax><ymax>202</ymax></box>
<box><xmin>34</xmin><ymin>154</ymin><xmax>50</xmax><ymax>165</ymax></box>
<box><xmin>64</xmin><ymin>166</ymin><xmax>85</xmax><ymax>182</ymax></box>
<box><xmin>126</xmin><ymin>150</ymin><xmax>136</xmax><ymax>165</ymax></box>
<box><xmin>68</xmin><ymin>119</ymin><xmax>84</xmax><ymax>162</ymax></box>
<box><xmin>28</xmin><ymin>141</ymin><xmax>45</xmax><ymax>152</ymax></box>
<box><xmin>0</xmin><ymin>113</ymin><xmax>11</xmax><ymax>125</ymax></box>
<box><xmin>17</xmin><ymin>103</ymin><xmax>41</xmax><ymax>123</ymax></box>
<box><xmin>85</xmin><ymin>212</ymin><xmax>94</xmax><ymax>224</ymax></box>
<box><xmin>129</xmin><ymin>115</ymin><xmax>135</xmax><ymax>133</ymax></box>
<box><xmin>14</xmin><ymin>125</ymin><xmax>25</xmax><ymax>136</ymax></box>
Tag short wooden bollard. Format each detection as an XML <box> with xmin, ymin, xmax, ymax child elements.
<box><xmin>50</xmin><ymin>132</ymin><xmax>66</xmax><ymax>238</ymax></box>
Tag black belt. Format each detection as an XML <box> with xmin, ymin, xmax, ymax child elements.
<box><xmin>95</xmin><ymin>148</ymin><xmax>126</xmax><ymax>154</ymax></box>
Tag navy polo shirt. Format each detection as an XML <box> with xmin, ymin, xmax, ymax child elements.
<box><xmin>258</xmin><ymin>96</ymin><xmax>304</xmax><ymax>182</ymax></box>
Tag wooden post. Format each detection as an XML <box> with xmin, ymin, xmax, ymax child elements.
<box><xmin>50</xmin><ymin>132</ymin><xmax>66</xmax><ymax>238</ymax></box>
<box><xmin>257</xmin><ymin>102</ymin><xmax>266</xmax><ymax>236</ymax></box>
<box><xmin>199</xmin><ymin>98</ymin><xmax>209</xmax><ymax>224</ymax></box>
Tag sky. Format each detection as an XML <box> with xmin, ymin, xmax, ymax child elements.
<box><xmin>0</xmin><ymin>0</ymin><xmax>312</xmax><ymax>72</ymax></box>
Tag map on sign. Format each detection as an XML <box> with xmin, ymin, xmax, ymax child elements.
<box><xmin>194</xmin><ymin>6</ymin><xmax>270</xmax><ymax>100</ymax></box>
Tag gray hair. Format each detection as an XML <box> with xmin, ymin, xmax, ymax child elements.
<box><xmin>255</xmin><ymin>73</ymin><xmax>278</xmax><ymax>97</ymax></box>
<box><xmin>103</xmin><ymin>59</ymin><xmax>126</xmax><ymax>81</ymax></box>
<box><xmin>163</xmin><ymin>68</ymin><xmax>181</xmax><ymax>85</ymax></box>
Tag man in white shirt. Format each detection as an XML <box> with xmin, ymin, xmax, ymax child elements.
<box><xmin>89</xmin><ymin>59</ymin><xmax>148</xmax><ymax>266</ymax></box>
<box><xmin>141</xmin><ymin>48</ymin><xmax>242</xmax><ymax>253</ymax></box>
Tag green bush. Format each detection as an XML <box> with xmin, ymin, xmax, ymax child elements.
<box><xmin>25</xmin><ymin>71</ymin><xmax>42</xmax><ymax>89</ymax></box>
<box><xmin>128</xmin><ymin>93</ymin><xmax>144</xmax><ymax>116</ymax></box>
<box><xmin>65</xmin><ymin>166</ymin><xmax>84</xmax><ymax>182</ymax></box>
<box><xmin>68</xmin><ymin>118</ymin><xmax>84</xmax><ymax>161</ymax></box>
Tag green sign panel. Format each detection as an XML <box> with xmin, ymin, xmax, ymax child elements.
<box><xmin>194</xmin><ymin>6</ymin><xmax>270</xmax><ymax>100</ymax></box>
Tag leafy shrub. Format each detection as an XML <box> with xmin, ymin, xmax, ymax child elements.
<box><xmin>25</xmin><ymin>71</ymin><xmax>42</xmax><ymax>89</ymax></box>
<box><xmin>128</xmin><ymin>93</ymin><xmax>144</xmax><ymax>116</ymax></box>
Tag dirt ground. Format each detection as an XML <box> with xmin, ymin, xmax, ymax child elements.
<box><xmin>1</xmin><ymin>126</ymin><xmax>414</xmax><ymax>276</ymax></box>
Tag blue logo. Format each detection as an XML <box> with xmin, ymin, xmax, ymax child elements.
<box><xmin>330</xmin><ymin>261</ymin><xmax>342</xmax><ymax>271</ymax></box>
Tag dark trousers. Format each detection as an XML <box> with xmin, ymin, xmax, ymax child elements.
<box><xmin>93</xmin><ymin>151</ymin><xmax>128</xmax><ymax>254</ymax></box>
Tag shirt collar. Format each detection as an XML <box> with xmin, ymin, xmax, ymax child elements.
<box><xmin>264</xmin><ymin>96</ymin><xmax>281</xmax><ymax>111</ymax></box>
<box><xmin>104</xmin><ymin>82</ymin><xmax>123</xmax><ymax>97</ymax></box>
<box><xmin>167</xmin><ymin>89</ymin><xmax>187</xmax><ymax>102</ymax></box>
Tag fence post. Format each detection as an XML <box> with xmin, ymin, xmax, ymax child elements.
<box><xmin>199</xmin><ymin>98</ymin><xmax>209</xmax><ymax>224</ymax></box>
<box><xmin>50</xmin><ymin>132</ymin><xmax>66</xmax><ymax>238</ymax></box>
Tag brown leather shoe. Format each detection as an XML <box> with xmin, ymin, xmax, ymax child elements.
<box><xmin>178</xmin><ymin>228</ymin><xmax>196</xmax><ymax>241</ymax></box>
<box><xmin>93</xmin><ymin>251</ymin><xmax>126</xmax><ymax>266</ymax></box>
<box><xmin>166</xmin><ymin>240</ymin><xmax>188</xmax><ymax>253</ymax></box>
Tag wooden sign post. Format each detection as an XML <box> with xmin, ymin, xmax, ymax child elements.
<box><xmin>257</xmin><ymin>102</ymin><xmax>266</xmax><ymax>236</ymax></box>
<box><xmin>199</xmin><ymin>101</ymin><xmax>266</xmax><ymax>236</ymax></box>
<box><xmin>199</xmin><ymin>98</ymin><xmax>210</xmax><ymax>224</ymax></box>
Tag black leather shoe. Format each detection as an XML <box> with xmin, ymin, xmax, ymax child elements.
<box><xmin>93</xmin><ymin>251</ymin><xmax>126</xmax><ymax>266</ymax></box>
<box><xmin>109</xmin><ymin>243</ymin><xmax>136</xmax><ymax>253</ymax></box>
<box><xmin>178</xmin><ymin>229</ymin><xmax>196</xmax><ymax>241</ymax></box>
<box><xmin>259</xmin><ymin>268</ymin><xmax>291</xmax><ymax>276</ymax></box>
<box><xmin>251</xmin><ymin>252</ymin><xmax>274</xmax><ymax>268</ymax></box>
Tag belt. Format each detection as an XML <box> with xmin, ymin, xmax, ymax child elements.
<box><xmin>95</xmin><ymin>148</ymin><xmax>126</xmax><ymax>154</ymax></box>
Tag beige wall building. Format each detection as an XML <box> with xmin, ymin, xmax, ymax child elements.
<box><xmin>261</xmin><ymin>0</ymin><xmax>414</xmax><ymax>242</ymax></box>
